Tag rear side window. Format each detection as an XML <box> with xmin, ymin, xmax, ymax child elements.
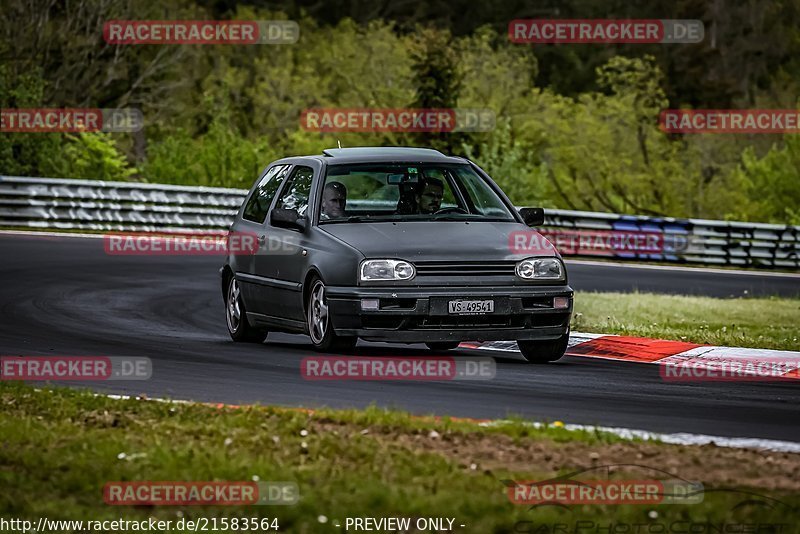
<box><xmin>242</xmin><ymin>164</ymin><xmax>290</xmax><ymax>223</ymax></box>
<box><xmin>274</xmin><ymin>166</ymin><xmax>314</xmax><ymax>217</ymax></box>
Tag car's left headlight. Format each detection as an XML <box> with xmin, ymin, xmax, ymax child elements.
<box><xmin>515</xmin><ymin>257</ymin><xmax>564</xmax><ymax>281</ymax></box>
<box><xmin>359</xmin><ymin>259</ymin><xmax>415</xmax><ymax>281</ymax></box>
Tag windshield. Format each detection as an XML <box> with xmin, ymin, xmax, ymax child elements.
<box><xmin>319</xmin><ymin>163</ymin><xmax>516</xmax><ymax>223</ymax></box>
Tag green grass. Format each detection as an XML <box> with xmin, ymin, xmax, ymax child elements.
<box><xmin>1</xmin><ymin>383</ymin><xmax>798</xmax><ymax>533</ymax></box>
<box><xmin>572</xmin><ymin>292</ymin><xmax>800</xmax><ymax>351</ymax></box>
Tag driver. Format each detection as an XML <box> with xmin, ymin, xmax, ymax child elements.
<box><xmin>415</xmin><ymin>177</ymin><xmax>444</xmax><ymax>214</ymax></box>
<box><xmin>321</xmin><ymin>181</ymin><xmax>347</xmax><ymax>219</ymax></box>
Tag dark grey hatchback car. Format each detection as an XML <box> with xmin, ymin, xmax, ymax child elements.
<box><xmin>221</xmin><ymin>147</ymin><xmax>573</xmax><ymax>362</ymax></box>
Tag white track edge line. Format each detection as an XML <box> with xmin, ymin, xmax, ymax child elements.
<box><xmin>479</xmin><ymin>420</ymin><xmax>800</xmax><ymax>454</ymax></box>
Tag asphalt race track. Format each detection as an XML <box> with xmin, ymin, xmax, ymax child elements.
<box><xmin>1</xmin><ymin>233</ymin><xmax>798</xmax><ymax>442</ymax></box>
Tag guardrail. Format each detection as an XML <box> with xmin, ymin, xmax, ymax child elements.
<box><xmin>1</xmin><ymin>175</ymin><xmax>797</xmax><ymax>269</ymax></box>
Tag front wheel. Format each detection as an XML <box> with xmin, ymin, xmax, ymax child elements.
<box><xmin>226</xmin><ymin>277</ymin><xmax>268</xmax><ymax>343</ymax></box>
<box><xmin>307</xmin><ymin>278</ymin><xmax>357</xmax><ymax>352</ymax></box>
<box><xmin>517</xmin><ymin>333</ymin><xmax>569</xmax><ymax>363</ymax></box>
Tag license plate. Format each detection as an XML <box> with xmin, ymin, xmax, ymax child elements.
<box><xmin>448</xmin><ymin>299</ymin><xmax>494</xmax><ymax>315</ymax></box>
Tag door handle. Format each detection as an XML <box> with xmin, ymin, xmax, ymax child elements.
<box><xmin>258</xmin><ymin>234</ymin><xmax>266</xmax><ymax>244</ymax></box>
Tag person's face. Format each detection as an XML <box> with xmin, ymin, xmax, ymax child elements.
<box><xmin>322</xmin><ymin>187</ymin><xmax>346</xmax><ymax>217</ymax></box>
<box><xmin>417</xmin><ymin>184</ymin><xmax>444</xmax><ymax>214</ymax></box>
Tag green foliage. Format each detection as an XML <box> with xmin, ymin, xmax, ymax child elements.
<box><xmin>141</xmin><ymin>102</ymin><xmax>278</xmax><ymax>188</ymax></box>
<box><xmin>737</xmin><ymin>135</ymin><xmax>800</xmax><ymax>224</ymax></box>
<box><xmin>141</xmin><ymin>128</ymin><xmax>272</xmax><ymax>189</ymax></box>
<box><xmin>3</xmin><ymin>381</ymin><xmax>796</xmax><ymax>528</ymax></box>
<box><xmin>3</xmin><ymin>1</ymin><xmax>799</xmax><ymax>224</ymax></box>
<box><xmin>410</xmin><ymin>27</ymin><xmax>462</xmax><ymax>110</ymax></box>
<box><xmin>462</xmin><ymin>119</ymin><xmax>552</xmax><ymax>207</ymax></box>
<box><xmin>457</xmin><ymin>26</ymin><xmax>538</xmax><ymax>114</ymax></box>
<box><xmin>500</xmin><ymin>59</ymin><xmax>750</xmax><ymax>219</ymax></box>
<box><xmin>596</xmin><ymin>55</ymin><xmax>667</xmax><ymax>121</ymax></box>
<box><xmin>410</xmin><ymin>27</ymin><xmax>464</xmax><ymax>153</ymax></box>
<box><xmin>0</xmin><ymin>66</ymin><xmax>63</xmax><ymax>177</ymax></box>
<box><xmin>43</xmin><ymin>133</ymin><xmax>136</xmax><ymax>182</ymax></box>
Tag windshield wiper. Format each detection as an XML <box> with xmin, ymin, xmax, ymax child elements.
<box><xmin>429</xmin><ymin>215</ymin><xmax>514</xmax><ymax>222</ymax></box>
<box><xmin>431</xmin><ymin>212</ymin><xmax>479</xmax><ymax>220</ymax></box>
<box><xmin>319</xmin><ymin>216</ymin><xmax>362</xmax><ymax>224</ymax></box>
<box><xmin>430</xmin><ymin>215</ymin><xmax>468</xmax><ymax>221</ymax></box>
<box><xmin>322</xmin><ymin>215</ymin><xmax>396</xmax><ymax>224</ymax></box>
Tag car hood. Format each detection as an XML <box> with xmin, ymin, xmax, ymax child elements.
<box><xmin>319</xmin><ymin>221</ymin><xmax>557</xmax><ymax>261</ymax></box>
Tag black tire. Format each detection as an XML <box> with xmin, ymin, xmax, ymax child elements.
<box><xmin>517</xmin><ymin>333</ymin><xmax>569</xmax><ymax>363</ymax></box>
<box><xmin>225</xmin><ymin>276</ymin><xmax>268</xmax><ymax>343</ymax></box>
<box><xmin>425</xmin><ymin>342</ymin><xmax>461</xmax><ymax>352</ymax></box>
<box><xmin>306</xmin><ymin>277</ymin><xmax>357</xmax><ymax>352</ymax></box>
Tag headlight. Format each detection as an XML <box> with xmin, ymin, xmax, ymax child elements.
<box><xmin>359</xmin><ymin>259</ymin><xmax>415</xmax><ymax>281</ymax></box>
<box><xmin>515</xmin><ymin>257</ymin><xmax>564</xmax><ymax>281</ymax></box>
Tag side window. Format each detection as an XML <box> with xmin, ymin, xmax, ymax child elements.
<box><xmin>274</xmin><ymin>166</ymin><xmax>314</xmax><ymax>217</ymax></box>
<box><xmin>242</xmin><ymin>165</ymin><xmax>290</xmax><ymax>223</ymax></box>
<box><xmin>452</xmin><ymin>167</ymin><xmax>508</xmax><ymax>216</ymax></box>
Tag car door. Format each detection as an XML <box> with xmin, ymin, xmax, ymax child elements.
<box><xmin>255</xmin><ymin>164</ymin><xmax>317</xmax><ymax>324</ymax></box>
<box><xmin>233</xmin><ymin>163</ymin><xmax>292</xmax><ymax>311</ymax></box>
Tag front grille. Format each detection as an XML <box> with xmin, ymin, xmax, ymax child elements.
<box><xmin>413</xmin><ymin>261</ymin><xmax>516</xmax><ymax>276</ymax></box>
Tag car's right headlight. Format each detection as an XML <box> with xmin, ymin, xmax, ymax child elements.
<box><xmin>515</xmin><ymin>257</ymin><xmax>564</xmax><ymax>281</ymax></box>
<box><xmin>359</xmin><ymin>259</ymin><xmax>416</xmax><ymax>281</ymax></box>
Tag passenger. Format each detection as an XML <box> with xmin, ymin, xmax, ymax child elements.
<box><xmin>321</xmin><ymin>181</ymin><xmax>347</xmax><ymax>219</ymax></box>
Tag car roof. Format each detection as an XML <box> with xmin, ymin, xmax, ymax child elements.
<box><xmin>317</xmin><ymin>147</ymin><xmax>468</xmax><ymax>165</ymax></box>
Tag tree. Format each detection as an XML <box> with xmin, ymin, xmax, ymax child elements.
<box><xmin>738</xmin><ymin>134</ymin><xmax>800</xmax><ymax>224</ymax></box>
<box><xmin>409</xmin><ymin>27</ymin><xmax>465</xmax><ymax>153</ymax></box>
<box><xmin>0</xmin><ymin>63</ymin><xmax>62</xmax><ymax>177</ymax></box>
<box><xmin>44</xmin><ymin>133</ymin><xmax>135</xmax><ymax>181</ymax></box>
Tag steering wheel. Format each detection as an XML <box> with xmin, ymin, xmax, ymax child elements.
<box><xmin>434</xmin><ymin>206</ymin><xmax>469</xmax><ymax>215</ymax></box>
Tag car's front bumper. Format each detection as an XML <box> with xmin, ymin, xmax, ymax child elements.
<box><xmin>325</xmin><ymin>285</ymin><xmax>572</xmax><ymax>343</ymax></box>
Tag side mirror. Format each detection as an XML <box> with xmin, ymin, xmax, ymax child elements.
<box><xmin>270</xmin><ymin>208</ymin><xmax>307</xmax><ymax>231</ymax></box>
<box><xmin>519</xmin><ymin>207</ymin><xmax>545</xmax><ymax>226</ymax></box>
